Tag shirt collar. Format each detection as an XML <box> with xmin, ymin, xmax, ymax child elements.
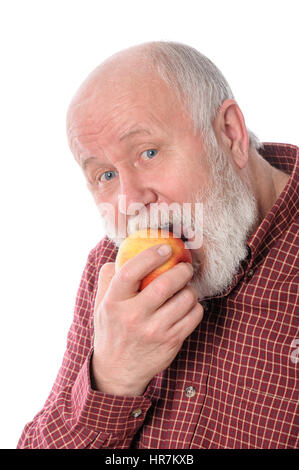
<box><xmin>246</xmin><ymin>143</ymin><xmax>298</xmax><ymax>267</ymax></box>
<box><xmin>203</xmin><ymin>142</ymin><xmax>299</xmax><ymax>301</ymax></box>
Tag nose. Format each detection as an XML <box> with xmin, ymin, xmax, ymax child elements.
<box><xmin>118</xmin><ymin>169</ymin><xmax>158</xmax><ymax>215</ymax></box>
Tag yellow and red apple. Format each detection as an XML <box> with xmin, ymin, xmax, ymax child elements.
<box><xmin>115</xmin><ymin>228</ymin><xmax>192</xmax><ymax>290</ymax></box>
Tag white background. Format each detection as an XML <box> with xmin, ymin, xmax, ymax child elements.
<box><xmin>0</xmin><ymin>0</ymin><xmax>298</xmax><ymax>449</ymax></box>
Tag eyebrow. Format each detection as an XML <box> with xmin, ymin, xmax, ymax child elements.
<box><xmin>119</xmin><ymin>127</ymin><xmax>151</xmax><ymax>141</ymax></box>
<box><xmin>81</xmin><ymin>156</ymin><xmax>99</xmax><ymax>171</ymax></box>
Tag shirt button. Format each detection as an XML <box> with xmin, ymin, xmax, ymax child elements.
<box><xmin>185</xmin><ymin>386</ymin><xmax>196</xmax><ymax>398</ymax></box>
<box><xmin>247</xmin><ymin>269</ymin><xmax>254</xmax><ymax>279</ymax></box>
<box><xmin>131</xmin><ymin>408</ymin><xmax>142</xmax><ymax>418</ymax></box>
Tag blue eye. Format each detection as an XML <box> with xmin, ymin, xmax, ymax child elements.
<box><xmin>142</xmin><ymin>149</ymin><xmax>158</xmax><ymax>160</ymax></box>
<box><xmin>99</xmin><ymin>171</ymin><xmax>116</xmax><ymax>182</ymax></box>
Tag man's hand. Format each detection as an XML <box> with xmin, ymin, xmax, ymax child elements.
<box><xmin>91</xmin><ymin>244</ymin><xmax>204</xmax><ymax>396</ymax></box>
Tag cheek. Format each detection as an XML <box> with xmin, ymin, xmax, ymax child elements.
<box><xmin>95</xmin><ymin>194</ymin><xmax>128</xmax><ymax>231</ymax></box>
<box><xmin>163</xmin><ymin>168</ymin><xmax>200</xmax><ymax>202</ymax></box>
<box><xmin>89</xmin><ymin>180</ymin><xmax>118</xmax><ymax>205</ymax></box>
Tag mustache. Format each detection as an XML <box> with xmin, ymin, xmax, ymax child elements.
<box><xmin>126</xmin><ymin>203</ymin><xmax>193</xmax><ymax>235</ymax></box>
<box><xmin>125</xmin><ymin>201</ymin><xmax>204</xmax><ymax>249</ymax></box>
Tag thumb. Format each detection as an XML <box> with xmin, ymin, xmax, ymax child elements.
<box><xmin>95</xmin><ymin>262</ymin><xmax>115</xmax><ymax>306</ymax></box>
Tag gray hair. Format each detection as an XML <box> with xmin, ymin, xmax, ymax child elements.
<box><xmin>145</xmin><ymin>41</ymin><xmax>261</xmax><ymax>151</ymax></box>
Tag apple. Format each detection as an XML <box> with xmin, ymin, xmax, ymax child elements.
<box><xmin>115</xmin><ymin>228</ymin><xmax>192</xmax><ymax>290</ymax></box>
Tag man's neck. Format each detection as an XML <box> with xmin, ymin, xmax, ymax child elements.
<box><xmin>248</xmin><ymin>149</ymin><xmax>290</xmax><ymax>221</ymax></box>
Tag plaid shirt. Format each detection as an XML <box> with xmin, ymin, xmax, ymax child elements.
<box><xmin>17</xmin><ymin>143</ymin><xmax>299</xmax><ymax>449</ymax></box>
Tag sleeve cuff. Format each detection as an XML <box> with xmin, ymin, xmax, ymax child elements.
<box><xmin>71</xmin><ymin>349</ymin><xmax>153</xmax><ymax>436</ymax></box>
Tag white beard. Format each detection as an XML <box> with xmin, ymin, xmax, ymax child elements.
<box><xmin>189</xmin><ymin>156</ymin><xmax>258</xmax><ymax>300</ymax></box>
<box><xmin>99</xmin><ymin>147</ymin><xmax>259</xmax><ymax>300</ymax></box>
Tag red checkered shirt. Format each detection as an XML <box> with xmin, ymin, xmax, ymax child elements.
<box><xmin>17</xmin><ymin>143</ymin><xmax>299</xmax><ymax>449</ymax></box>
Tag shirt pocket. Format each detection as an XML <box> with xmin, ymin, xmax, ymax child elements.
<box><xmin>233</xmin><ymin>374</ymin><xmax>298</xmax><ymax>448</ymax></box>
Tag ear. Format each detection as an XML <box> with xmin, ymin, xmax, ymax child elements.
<box><xmin>213</xmin><ymin>99</ymin><xmax>249</xmax><ymax>169</ymax></box>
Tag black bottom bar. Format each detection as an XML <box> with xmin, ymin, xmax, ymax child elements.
<box><xmin>2</xmin><ymin>448</ymin><xmax>298</xmax><ymax>466</ymax></box>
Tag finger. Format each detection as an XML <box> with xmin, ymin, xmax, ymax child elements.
<box><xmin>139</xmin><ymin>262</ymin><xmax>194</xmax><ymax>313</ymax></box>
<box><xmin>95</xmin><ymin>262</ymin><xmax>115</xmax><ymax>307</ymax></box>
<box><xmin>111</xmin><ymin>244</ymin><xmax>173</xmax><ymax>300</ymax></box>
<box><xmin>177</xmin><ymin>302</ymin><xmax>204</xmax><ymax>338</ymax></box>
<box><xmin>170</xmin><ymin>302</ymin><xmax>204</xmax><ymax>343</ymax></box>
<box><xmin>153</xmin><ymin>285</ymin><xmax>198</xmax><ymax>328</ymax></box>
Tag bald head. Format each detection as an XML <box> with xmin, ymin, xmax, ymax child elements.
<box><xmin>67</xmin><ymin>44</ymin><xmax>158</xmax><ymax>128</ymax></box>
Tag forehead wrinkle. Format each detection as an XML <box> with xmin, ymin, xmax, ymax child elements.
<box><xmin>68</xmin><ymin>111</ymin><xmax>119</xmax><ymax>160</ymax></box>
<box><xmin>68</xmin><ymin>92</ymin><xmax>173</xmax><ymax>167</ymax></box>
<box><xmin>68</xmin><ymin>95</ymin><xmax>128</xmax><ymax>137</ymax></box>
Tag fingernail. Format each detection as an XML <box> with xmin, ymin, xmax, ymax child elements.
<box><xmin>157</xmin><ymin>244</ymin><xmax>172</xmax><ymax>256</ymax></box>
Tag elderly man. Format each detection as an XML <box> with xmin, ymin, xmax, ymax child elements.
<box><xmin>18</xmin><ymin>41</ymin><xmax>298</xmax><ymax>449</ymax></box>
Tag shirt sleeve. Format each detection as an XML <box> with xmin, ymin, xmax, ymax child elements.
<box><xmin>17</xmin><ymin>239</ymin><xmax>153</xmax><ymax>449</ymax></box>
